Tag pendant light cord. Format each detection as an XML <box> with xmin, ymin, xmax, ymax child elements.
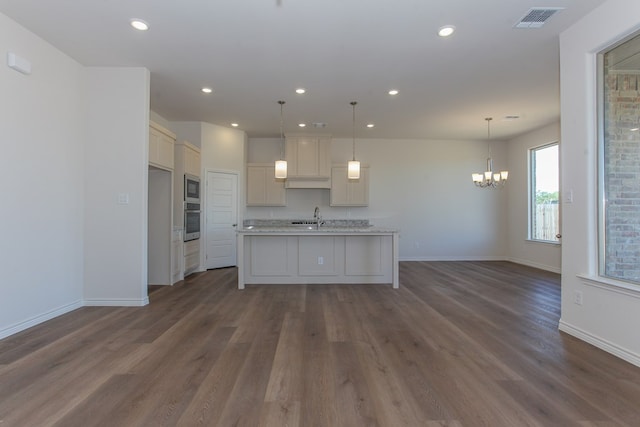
<box><xmin>279</xmin><ymin>100</ymin><xmax>285</xmax><ymax>159</ymax></box>
<box><xmin>485</xmin><ymin>117</ymin><xmax>492</xmax><ymax>157</ymax></box>
<box><xmin>351</xmin><ymin>101</ymin><xmax>357</xmax><ymax>161</ymax></box>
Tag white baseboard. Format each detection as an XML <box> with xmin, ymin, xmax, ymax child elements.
<box><xmin>559</xmin><ymin>319</ymin><xmax>640</xmax><ymax>368</ymax></box>
<box><xmin>399</xmin><ymin>256</ymin><xmax>507</xmax><ymax>262</ymax></box>
<box><xmin>507</xmin><ymin>257</ymin><xmax>561</xmax><ymax>274</ymax></box>
<box><xmin>0</xmin><ymin>299</ymin><xmax>83</xmax><ymax>340</ymax></box>
<box><xmin>83</xmin><ymin>297</ymin><xmax>149</xmax><ymax>307</ymax></box>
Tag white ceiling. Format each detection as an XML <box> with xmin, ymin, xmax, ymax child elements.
<box><xmin>0</xmin><ymin>0</ymin><xmax>607</xmax><ymax>140</ymax></box>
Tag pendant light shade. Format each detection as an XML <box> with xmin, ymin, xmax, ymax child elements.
<box><xmin>275</xmin><ymin>160</ymin><xmax>287</xmax><ymax>179</ymax></box>
<box><xmin>349</xmin><ymin>101</ymin><xmax>360</xmax><ymax>180</ymax></box>
<box><xmin>275</xmin><ymin>100</ymin><xmax>287</xmax><ymax>179</ymax></box>
<box><xmin>348</xmin><ymin>160</ymin><xmax>360</xmax><ymax>179</ymax></box>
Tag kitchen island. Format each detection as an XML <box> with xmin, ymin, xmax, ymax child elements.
<box><xmin>236</xmin><ymin>220</ymin><xmax>399</xmax><ymax>289</ymax></box>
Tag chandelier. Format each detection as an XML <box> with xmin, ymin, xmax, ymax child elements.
<box><xmin>472</xmin><ymin>117</ymin><xmax>508</xmax><ymax>188</ymax></box>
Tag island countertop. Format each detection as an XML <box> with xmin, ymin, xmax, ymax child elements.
<box><xmin>238</xmin><ymin>219</ymin><xmax>398</xmax><ymax>234</ymax></box>
<box><xmin>237</xmin><ymin>226</ymin><xmax>398</xmax><ymax>234</ymax></box>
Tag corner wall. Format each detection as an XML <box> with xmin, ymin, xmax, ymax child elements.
<box><xmin>83</xmin><ymin>67</ymin><xmax>150</xmax><ymax>306</ymax></box>
<box><xmin>559</xmin><ymin>0</ymin><xmax>640</xmax><ymax>366</ymax></box>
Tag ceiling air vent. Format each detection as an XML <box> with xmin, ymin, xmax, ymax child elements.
<box><xmin>515</xmin><ymin>7</ymin><xmax>564</xmax><ymax>29</ymax></box>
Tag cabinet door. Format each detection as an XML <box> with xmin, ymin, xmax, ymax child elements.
<box><xmin>149</xmin><ymin>123</ymin><xmax>175</xmax><ymax>170</ymax></box>
<box><xmin>149</xmin><ymin>127</ymin><xmax>161</xmax><ymax>165</ymax></box>
<box><xmin>317</xmin><ymin>137</ymin><xmax>331</xmax><ymax>178</ymax></box>
<box><xmin>330</xmin><ymin>165</ymin><xmax>369</xmax><ymax>206</ymax></box>
<box><xmin>285</xmin><ymin>136</ymin><xmax>331</xmax><ymax>178</ymax></box>
<box><xmin>157</xmin><ymin>133</ymin><xmax>174</xmax><ymax>169</ymax></box>
<box><xmin>184</xmin><ymin>239</ymin><xmax>200</xmax><ymax>275</ymax></box>
<box><xmin>247</xmin><ymin>164</ymin><xmax>286</xmax><ymax>206</ymax></box>
<box><xmin>295</xmin><ymin>137</ymin><xmax>319</xmax><ymax>177</ymax></box>
<box><xmin>184</xmin><ymin>147</ymin><xmax>201</xmax><ymax>177</ymax></box>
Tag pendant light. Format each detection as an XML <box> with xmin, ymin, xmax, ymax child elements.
<box><xmin>472</xmin><ymin>117</ymin><xmax>508</xmax><ymax>188</ymax></box>
<box><xmin>348</xmin><ymin>101</ymin><xmax>361</xmax><ymax>179</ymax></box>
<box><xmin>275</xmin><ymin>100</ymin><xmax>287</xmax><ymax>179</ymax></box>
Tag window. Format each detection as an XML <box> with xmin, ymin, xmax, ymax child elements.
<box><xmin>529</xmin><ymin>143</ymin><xmax>559</xmax><ymax>243</ymax></box>
<box><xmin>599</xmin><ymin>32</ymin><xmax>640</xmax><ymax>285</ymax></box>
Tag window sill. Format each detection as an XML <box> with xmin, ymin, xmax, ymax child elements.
<box><xmin>577</xmin><ymin>274</ymin><xmax>640</xmax><ymax>299</ymax></box>
<box><xmin>525</xmin><ymin>239</ymin><xmax>560</xmax><ymax>246</ymax></box>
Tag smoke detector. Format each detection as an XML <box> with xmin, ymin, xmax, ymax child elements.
<box><xmin>515</xmin><ymin>7</ymin><xmax>564</xmax><ymax>29</ymax></box>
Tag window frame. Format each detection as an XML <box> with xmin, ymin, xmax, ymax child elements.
<box><xmin>597</xmin><ymin>35</ymin><xmax>640</xmax><ymax>287</ymax></box>
<box><xmin>528</xmin><ymin>141</ymin><xmax>560</xmax><ymax>244</ymax></box>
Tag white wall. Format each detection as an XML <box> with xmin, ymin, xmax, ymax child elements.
<box><xmin>83</xmin><ymin>67</ymin><xmax>150</xmax><ymax>306</ymax></box>
<box><xmin>559</xmin><ymin>0</ymin><xmax>640</xmax><ymax>367</ymax></box>
<box><xmin>507</xmin><ymin>122</ymin><xmax>562</xmax><ymax>273</ymax></box>
<box><xmin>171</xmin><ymin>121</ymin><xmax>203</xmax><ymax>150</ymax></box>
<box><xmin>0</xmin><ymin>13</ymin><xmax>85</xmax><ymax>338</ymax></box>
<box><xmin>247</xmin><ymin>136</ymin><xmax>509</xmax><ymax>260</ymax></box>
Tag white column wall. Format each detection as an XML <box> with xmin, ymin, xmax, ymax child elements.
<box><xmin>559</xmin><ymin>0</ymin><xmax>640</xmax><ymax>366</ymax></box>
<box><xmin>0</xmin><ymin>12</ymin><xmax>85</xmax><ymax>337</ymax></box>
<box><xmin>83</xmin><ymin>67</ymin><xmax>150</xmax><ymax>306</ymax></box>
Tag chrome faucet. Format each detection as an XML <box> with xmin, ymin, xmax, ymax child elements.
<box><xmin>313</xmin><ymin>206</ymin><xmax>324</xmax><ymax>229</ymax></box>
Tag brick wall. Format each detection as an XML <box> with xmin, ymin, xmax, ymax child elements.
<box><xmin>603</xmin><ymin>68</ymin><xmax>640</xmax><ymax>282</ymax></box>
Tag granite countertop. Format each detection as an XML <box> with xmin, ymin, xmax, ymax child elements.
<box><xmin>237</xmin><ymin>219</ymin><xmax>398</xmax><ymax>234</ymax></box>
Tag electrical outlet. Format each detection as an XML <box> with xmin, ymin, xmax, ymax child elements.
<box><xmin>318</xmin><ymin>256</ymin><xmax>324</xmax><ymax>265</ymax></box>
<box><xmin>574</xmin><ymin>290</ymin><xmax>583</xmax><ymax>306</ymax></box>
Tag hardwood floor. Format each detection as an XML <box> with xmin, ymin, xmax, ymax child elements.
<box><xmin>1</xmin><ymin>261</ymin><xmax>640</xmax><ymax>426</ymax></box>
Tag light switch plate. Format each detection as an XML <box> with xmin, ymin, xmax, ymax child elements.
<box><xmin>117</xmin><ymin>193</ymin><xmax>130</xmax><ymax>205</ymax></box>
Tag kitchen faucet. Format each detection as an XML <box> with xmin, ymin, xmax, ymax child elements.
<box><xmin>313</xmin><ymin>206</ymin><xmax>324</xmax><ymax>229</ymax></box>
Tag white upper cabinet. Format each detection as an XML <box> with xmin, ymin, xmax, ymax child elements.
<box><xmin>285</xmin><ymin>134</ymin><xmax>331</xmax><ymax>188</ymax></box>
<box><xmin>330</xmin><ymin>165</ymin><xmax>369</xmax><ymax>206</ymax></box>
<box><xmin>149</xmin><ymin>121</ymin><xmax>175</xmax><ymax>170</ymax></box>
<box><xmin>176</xmin><ymin>141</ymin><xmax>201</xmax><ymax>177</ymax></box>
<box><xmin>246</xmin><ymin>163</ymin><xmax>286</xmax><ymax>206</ymax></box>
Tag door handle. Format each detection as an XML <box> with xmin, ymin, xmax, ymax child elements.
<box><xmin>232</xmin><ymin>224</ymin><xmax>237</xmax><ymax>227</ymax></box>
<box><xmin>556</xmin><ymin>233</ymin><xmax>562</xmax><ymax>239</ymax></box>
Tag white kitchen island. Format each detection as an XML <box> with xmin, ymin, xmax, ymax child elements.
<box><xmin>236</xmin><ymin>224</ymin><xmax>399</xmax><ymax>289</ymax></box>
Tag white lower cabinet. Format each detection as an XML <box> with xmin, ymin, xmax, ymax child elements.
<box><xmin>184</xmin><ymin>239</ymin><xmax>200</xmax><ymax>276</ymax></box>
<box><xmin>243</xmin><ymin>234</ymin><xmax>392</xmax><ymax>284</ymax></box>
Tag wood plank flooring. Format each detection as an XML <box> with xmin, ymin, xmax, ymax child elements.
<box><xmin>1</xmin><ymin>261</ymin><xmax>640</xmax><ymax>426</ymax></box>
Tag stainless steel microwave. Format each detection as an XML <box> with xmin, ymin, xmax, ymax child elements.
<box><xmin>184</xmin><ymin>174</ymin><xmax>200</xmax><ymax>203</ymax></box>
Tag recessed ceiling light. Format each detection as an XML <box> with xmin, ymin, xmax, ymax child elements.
<box><xmin>388</xmin><ymin>90</ymin><xmax>399</xmax><ymax>95</ymax></box>
<box><xmin>295</xmin><ymin>88</ymin><xmax>306</xmax><ymax>94</ymax></box>
<box><xmin>367</xmin><ymin>123</ymin><xmax>375</xmax><ymax>128</ymax></box>
<box><xmin>298</xmin><ymin>123</ymin><xmax>306</xmax><ymax>127</ymax></box>
<box><xmin>438</xmin><ymin>25</ymin><xmax>455</xmax><ymax>37</ymax></box>
<box><xmin>201</xmin><ymin>87</ymin><xmax>213</xmax><ymax>94</ymax></box>
<box><xmin>130</xmin><ymin>19</ymin><xmax>149</xmax><ymax>31</ymax></box>
<box><xmin>231</xmin><ymin>123</ymin><xmax>239</xmax><ymax>127</ymax></box>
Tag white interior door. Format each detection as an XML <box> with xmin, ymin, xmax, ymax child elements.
<box><xmin>205</xmin><ymin>171</ymin><xmax>238</xmax><ymax>269</ymax></box>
